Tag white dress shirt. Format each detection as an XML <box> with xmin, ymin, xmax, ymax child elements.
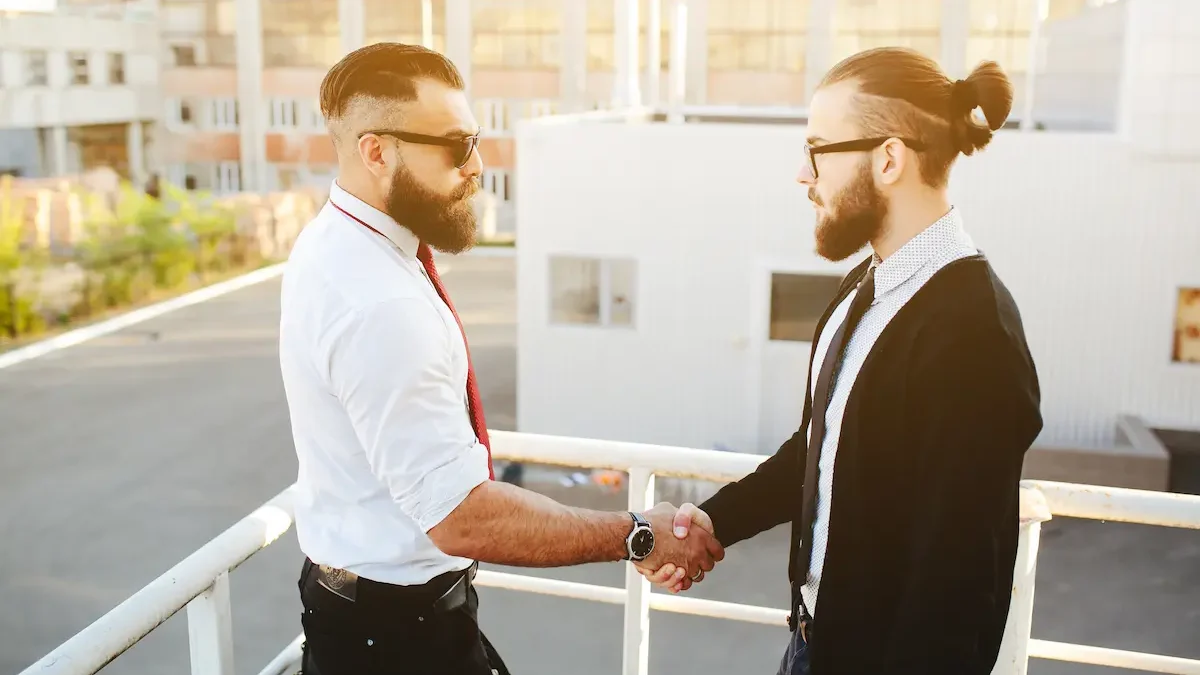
<box><xmin>278</xmin><ymin>180</ymin><xmax>489</xmax><ymax>586</ymax></box>
<box><xmin>801</xmin><ymin>208</ymin><xmax>978</xmax><ymax>613</ymax></box>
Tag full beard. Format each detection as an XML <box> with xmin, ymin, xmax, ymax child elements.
<box><xmin>384</xmin><ymin>164</ymin><xmax>479</xmax><ymax>255</ymax></box>
<box><xmin>812</xmin><ymin>161</ymin><xmax>887</xmax><ymax>262</ymax></box>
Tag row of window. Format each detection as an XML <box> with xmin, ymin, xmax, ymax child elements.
<box><xmin>0</xmin><ymin>50</ymin><xmax>124</xmax><ymax>88</ymax></box>
<box><xmin>165</xmin><ymin>97</ymin><xmax>324</xmax><ymax>132</ymax></box>
<box><xmin>165</xmin><ymin>95</ymin><xmax>562</xmax><ymax>137</ymax></box>
<box><xmin>164</xmin><ymin>161</ymin><xmax>339</xmax><ymax>193</ymax></box>
<box><xmin>162</xmin><ymin>160</ymin><xmax>512</xmax><ymax>208</ymax></box>
<box><xmin>158</xmin><ymin>0</ymin><xmax>1108</xmax><ymax>72</ymax></box>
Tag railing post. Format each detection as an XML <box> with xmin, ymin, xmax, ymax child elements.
<box><xmin>622</xmin><ymin>467</ymin><xmax>654</xmax><ymax>675</ymax></box>
<box><xmin>188</xmin><ymin>571</ymin><xmax>235</xmax><ymax>675</ymax></box>
<box><xmin>992</xmin><ymin>487</ymin><xmax>1052</xmax><ymax>675</ymax></box>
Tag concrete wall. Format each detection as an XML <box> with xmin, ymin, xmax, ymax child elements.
<box><xmin>514</xmin><ymin>118</ymin><xmax>1200</xmax><ymax>454</ymax></box>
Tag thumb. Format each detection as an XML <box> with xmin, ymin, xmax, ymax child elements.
<box><xmin>673</xmin><ymin>503</ymin><xmax>696</xmax><ymax>538</ymax></box>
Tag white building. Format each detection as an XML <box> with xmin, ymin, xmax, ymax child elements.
<box><xmin>514</xmin><ymin>0</ymin><xmax>1200</xmax><ymax>486</ymax></box>
<box><xmin>0</xmin><ymin>1</ymin><xmax>160</xmax><ymax>183</ymax></box>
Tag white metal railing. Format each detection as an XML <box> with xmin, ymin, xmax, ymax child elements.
<box><xmin>18</xmin><ymin>431</ymin><xmax>1200</xmax><ymax>675</ymax></box>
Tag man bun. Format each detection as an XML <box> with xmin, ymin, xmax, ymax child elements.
<box><xmin>950</xmin><ymin>60</ymin><xmax>1014</xmax><ymax>156</ymax></box>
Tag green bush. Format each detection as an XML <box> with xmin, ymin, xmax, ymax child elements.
<box><xmin>0</xmin><ymin>177</ymin><xmax>263</xmax><ymax>348</ymax></box>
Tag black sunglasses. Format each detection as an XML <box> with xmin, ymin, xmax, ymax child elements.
<box><xmin>804</xmin><ymin>137</ymin><xmax>927</xmax><ymax>179</ymax></box>
<box><xmin>359</xmin><ymin>129</ymin><xmax>480</xmax><ymax>168</ymax></box>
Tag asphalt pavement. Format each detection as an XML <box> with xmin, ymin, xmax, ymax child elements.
<box><xmin>1</xmin><ymin>254</ymin><xmax>1196</xmax><ymax>675</ymax></box>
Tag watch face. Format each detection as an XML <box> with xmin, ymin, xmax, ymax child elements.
<box><xmin>631</xmin><ymin>528</ymin><xmax>655</xmax><ymax>558</ymax></box>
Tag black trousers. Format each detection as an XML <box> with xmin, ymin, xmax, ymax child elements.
<box><xmin>298</xmin><ymin>559</ymin><xmax>509</xmax><ymax>675</ymax></box>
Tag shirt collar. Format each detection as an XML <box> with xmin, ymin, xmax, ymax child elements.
<box><xmin>870</xmin><ymin>207</ymin><xmax>972</xmax><ymax>297</ymax></box>
<box><xmin>328</xmin><ymin>179</ymin><xmax>420</xmax><ymax>258</ymax></box>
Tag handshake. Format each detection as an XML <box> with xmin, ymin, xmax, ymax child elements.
<box><xmin>633</xmin><ymin>502</ymin><xmax>723</xmax><ymax>593</ymax></box>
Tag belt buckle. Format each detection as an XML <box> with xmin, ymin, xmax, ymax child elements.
<box><xmin>315</xmin><ymin>563</ymin><xmax>359</xmax><ymax>602</ymax></box>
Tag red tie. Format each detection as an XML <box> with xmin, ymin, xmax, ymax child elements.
<box><xmin>329</xmin><ymin>201</ymin><xmax>494</xmax><ymax>480</ymax></box>
<box><xmin>416</xmin><ymin>242</ymin><xmax>495</xmax><ymax>480</ymax></box>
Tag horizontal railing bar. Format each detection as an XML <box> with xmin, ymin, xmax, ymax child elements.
<box><xmin>475</xmin><ymin>570</ymin><xmax>788</xmax><ymax>627</ymax></box>
<box><xmin>1022</xmin><ymin>480</ymin><xmax>1200</xmax><ymax>529</ymax></box>
<box><xmin>1030</xmin><ymin>639</ymin><xmax>1200</xmax><ymax>674</ymax></box>
<box><xmin>254</xmin><ymin>633</ymin><xmax>305</xmax><ymax>675</ymax></box>
<box><xmin>18</xmin><ymin>486</ymin><xmax>298</xmax><ymax>675</ymax></box>
<box><xmin>490</xmin><ymin>431</ymin><xmax>764</xmax><ymax>484</ymax></box>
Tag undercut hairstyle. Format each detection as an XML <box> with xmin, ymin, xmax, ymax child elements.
<box><xmin>820</xmin><ymin>46</ymin><xmax>1014</xmax><ymax>187</ymax></box>
<box><xmin>319</xmin><ymin>42</ymin><xmax>464</xmax><ymax>148</ymax></box>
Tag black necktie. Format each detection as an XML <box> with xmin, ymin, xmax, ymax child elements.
<box><xmin>795</xmin><ymin>265</ymin><xmax>876</xmax><ymax>606</ymax></box>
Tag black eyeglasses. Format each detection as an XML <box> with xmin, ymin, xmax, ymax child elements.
<box><xmin>359</xmin><ymin>129</ymin><xmax>481</xmax><ymax>169</ymax></box>
<box><xmin>804</xmin><ymin>137</ymin><xmax>926</xmax><ymax>179</ymax></box>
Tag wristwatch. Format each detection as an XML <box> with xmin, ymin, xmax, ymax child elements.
<box><xmin>624</xmin><ymin>512</ymin><xmax>655</xmax><ymax>561</ymax></box>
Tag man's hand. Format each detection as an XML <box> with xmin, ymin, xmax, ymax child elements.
<box><xmin>635</xmin><ymin>503</ymin><xmax>719</xmax><ymax>593</ymax></box>
<box><xmin>635</xmin><ymin>502</ymin><xmax>724</xmax><ymax>587</ymax></box>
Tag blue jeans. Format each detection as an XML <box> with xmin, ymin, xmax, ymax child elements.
<box><xmin>777</xmin><ymin>628</ymin><xmax>810</xmax><ymax>675</ymax></box>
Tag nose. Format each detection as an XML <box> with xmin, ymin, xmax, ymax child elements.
<box><xmin>460</xmin><ymin>142</ymin><xmax>484</xmax><ymax>179</ymax></box>
<box><xmin>796</xmin><ymin>162</ymin><xmax>815</xmax><ymax>186</ymax></box>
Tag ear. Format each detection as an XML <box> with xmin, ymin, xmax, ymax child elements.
<box><xmin>357</xmin><ymin>134</ymin><xmax>393</xmax><ymax>179</ymax></box>
<box><xmin>876</xmin><ymin>137</ymin><xmax>907</xmax><ymax>186</ymax></box>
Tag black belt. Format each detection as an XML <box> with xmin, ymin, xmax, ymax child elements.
<box><xmin>304</xmin><ymin>558</ymin><xmax>477</xmax><ymax>615</ymax></box>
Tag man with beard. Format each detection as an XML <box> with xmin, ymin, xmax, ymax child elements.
<box><xmin>277</xmin><ymin>43</ymin><xmax>722</xmax><ymax>675</ymax></box>
<box><xmin>640</xmin><ymin>47</ymin><xmax>1043</xmax><ymax>675</ymax></box>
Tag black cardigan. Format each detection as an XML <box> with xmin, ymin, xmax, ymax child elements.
<box><xmin>701</xmin><ymin>254</ymin><xmax>1043</xmax><ymax>675</ymax></box>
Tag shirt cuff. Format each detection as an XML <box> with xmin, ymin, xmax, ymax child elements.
<box><xmin>404</xmin><ymin>441</ymin><xmax>491</xmax><ymax>533</ymax></box>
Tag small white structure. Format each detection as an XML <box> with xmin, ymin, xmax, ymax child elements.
<box><xmin>514</xmin><ymin>0</ymin><xmax>1200</xmax><ymax>457</ymax></box>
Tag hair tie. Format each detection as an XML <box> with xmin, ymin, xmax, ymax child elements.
<box><xmin>950</xmin><ymin>79</ymin><xmax>979</xmax><ymax>114</ymax></box>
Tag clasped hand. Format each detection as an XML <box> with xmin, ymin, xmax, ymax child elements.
<box><xmin>634</xmin><ymin>502</ymin><xmax>722</xmax><ymax>593</ymax></box>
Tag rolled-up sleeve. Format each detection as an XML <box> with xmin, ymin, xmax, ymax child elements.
<box><xmin>327</xmin><ymin>297</ymin><xmax>490</xmax><ymax>532</ymax></box>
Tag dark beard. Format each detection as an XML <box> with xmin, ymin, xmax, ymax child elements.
<box><xmin>384</xmin><ymin>164</ymin><xmax>479</xmax><ymax>255</ymax></box>
<box><xmin>812</xmin><ymin>160</ymin><xmax>887</xmax><ymax>262</ymax></box>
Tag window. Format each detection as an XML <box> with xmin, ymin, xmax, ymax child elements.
<box><xmin>309</xmin><ymin>100</ymin><xmax>325</xmax><ymax>130</ymax></box>
<box><xmin>214</xmin><ymin>162</ymin><xmax>241</xmax><ymax>193</ymax></box>
<box><xmin>67</xmin><ymin>52</ymin><xmax>90</xmax><ymax>85</ymax></box>
<box><xmin>1174</xmin><ymin>288</ymin><xmax>1200</xmax><ymax>364</ymax></box>
<box><xmin>269</xmin><ymin>98</ymin><xmax>300</xmax><ymax>129</ymax></box>
<box><xmin>549</xmin><ymin>256</ymin><xmax>636</xmax><ymax>327</ymax></box>
<box><xmin>365</xmin><ymin>0</ymin><xmax>445</xmax><ymax>48</ymax></box>
<box><xmin>768</xmin><ymin>272</ymin><xmax>843</xmax><ymax>341</ymax></box>
<box><xmin>108</xmin><ymin>53</ymin><xmax>125</xmax><ymax>85</ymax></box>
<box><xmin>26</xmin><ymin>51</ymin><xmax>48</xmax><ymax>86</ymax></box>
<box><xmin>473</xmin><ymin>0</ymin><xmax>561</xmax><ymax>69</ymax></box>
<box><xmin>475</xmin><ymin>99</ymin><xmax>509</xmax><ymax>134</ymax></box>
<box><xmin>168</xmin><ymin>163</ymin><xmax>209</xmax><ymax>191</ymax></box>
<box><xmin>481</xmin><ymin>169</ymin><xmax>512</xmax><ymax>203</ymax></box>
<box><xmin>208</xmin><ymin>98</ymin><xmax>239</xmax><ymax>130</ymax></box>
<box><xmin>171</xmin><ymin>44</ymin><xmax>197</xmax><ymax>67</ymax></box>
<box><xmin>832</xmin><ymin>0</ymin><xmax>940</xmax><ymax>65</ymax></box>
<box><xmin>708</xmin><ymin>0</ymin><xmax>808</xmax><ymax>72</ymax></box>
<box><xmin>167</xmin><ymin>98</ymin><xmax>196</xmax><ymax>127</ymax></box>
<box><xmin>262</xmin><ymin>0</ymin><xmax>341</xmax><ymax>67</ymax></box>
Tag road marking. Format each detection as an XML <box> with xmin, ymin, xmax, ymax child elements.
<box><xmin>0</xmin><ymin>263</ymin><xmax>286</xmax><ymax>372</ymax></box>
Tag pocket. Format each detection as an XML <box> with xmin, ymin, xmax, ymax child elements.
<box><xmin>300</xmin><ymin>608</ymin><xmax>387</xmax><ymax>674</ymax></box>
